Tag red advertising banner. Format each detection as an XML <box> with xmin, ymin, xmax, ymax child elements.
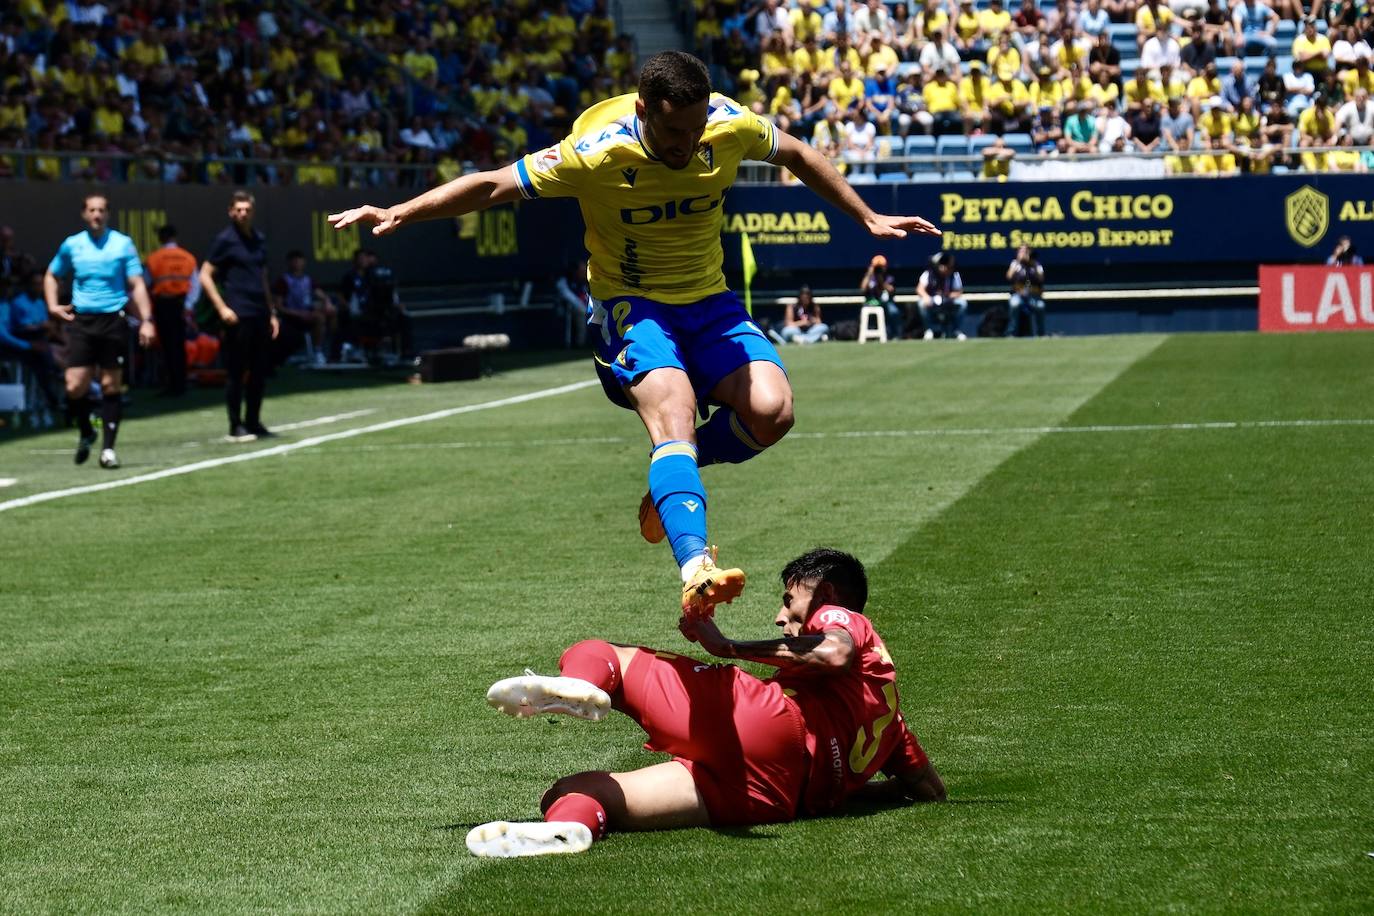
<box><xmin>1258</xmin><ymin>265</ymin><xmax>1374</xmax><ymax>333</ymax></box>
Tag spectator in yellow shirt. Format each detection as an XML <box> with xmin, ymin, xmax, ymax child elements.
<box><xmin>1152</xmin><ymin>64</ymin><xmax>1188</xmax><ymax>102</ymax></box>
<box><xmin>988</xmin><ymin>72</ymin><xmax>1033</xmax><ymax>132</ymax></box>
<box><xmin>91</xmin><ymin>92</ymin><xmax>123</xmax><ymax>138</ymax></box>
<box><xmin>313</xmin><ymin>40</ymin><xmax>344</xmax><ymax>82</ymax></box>
<box><xmin>961</xmin><ymin>60</ymin><xmax>992</xmax><ymax>132</ymax></box>
<box><xmin>923</xmin><ymin>66</ymin><xmax>964</xmax><ymax>135</ymax></box>
<box><xmin>1197</xmin><ymin>100</ymin><xmax>1233</xmax><ymax>140</ymax></box>
<box><xmin>866</xmin><ymin>35</ymin><xmax>901</xmax><ymax>77</ymax></box>
<box><xmin>266</xmin><ymin>36</ymin><xmax>298</xmax><ymax>75</ymax></box>
<box><xmin>762</xmin><ymin>35</ymin><xmax>792</xmax><ymax>80</ymax></box>
<box><xmin>1194</xmin><ymin>135</ymin><xmax>1239</xmax><ymax>175</ymax></box>
<box><xmin>1186</xmin><ymin>62</ymin><xmax>1222</xmax><ymax>101</ymax></box>
<box><xmin>829</xmin><ymin>35</ymin><xmax>863</xmax><ymax>78</ymax></box>
<box><xmin>1299</xmin><ymin>94</ymin><xmax>1337</xmax><ymax>171</ymax></box>
<box><xmin>1032</xmin><ymin>64</ymin><xmax>1065</xmax><ymax>110</ymax></box>
<box><xmin>1089</xmin><ymin>69</ymin><xmax>1120</xmax><ymax>107</ymax></box>
<box><xmin>980</xmin><ymin>0</ymin><xmax>1013</xmax><ymax>44</ymax></box>
<box><xmin>987</xmin><ymin>33</ymin><xmax>1021</xmax><ymax>78</ymax></box>
<box><xmin>1291</xmin><ymin>20</ymin><xmax>1332</xmax><ymax>76</ymax></box>
<box><xmin>1135</xmin><ymin>0</ymin><xmax>1173</xmax><ymax>39</ymax></box>
<box><xmin>791</xmin><ymin>4</ymin><xmax>823</xmax><ymax>42</ymax></box>
<box><xmin>955</xmin><ymin>0</ymin><xmax>983</xmax><ymax>56</ymax></box>
<box><xmin>828</xmin><ymin>59</ymin><xmax>866</xmax><ymax>112</ymax></box>
<box><xmin>403</xmin><ymin>37</ymin><xmax>440</xmax><ymax>81</ymax></box>
<box><xmin>792</xmin><ymin>36</ymin><xmax>825</xmax><ymax>79</ymax></box>
<box><xmin>1124</xmin><ymin>69</ymin><xmax>1165</xmax><ymax>110</ymax></box>
<box><xmin>1341</xmin><ymin>58</ymin><xmax>1374</xmax><ymax>96</ymax></box>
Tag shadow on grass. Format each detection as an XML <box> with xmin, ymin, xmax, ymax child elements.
<box><xmin>0</xmin><ymin>349</ymin><xmax>590</xmax><ymax>442</ymax></box>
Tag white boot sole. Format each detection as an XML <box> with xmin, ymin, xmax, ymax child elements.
<box><xmin>486</xmin><ymin>674</ymin><xmax>611</xmax><ymax>721</ymax></box>
<box><xmin>465</xmin><ymin>820</ymin><xmax>593</xmax><ymax>858</ymax></box>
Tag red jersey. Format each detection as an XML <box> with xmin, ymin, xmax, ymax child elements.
<box><xmin>771</xmin><ymin>604</ymin><xmax>929</xmax><ymax>815</ymax></box>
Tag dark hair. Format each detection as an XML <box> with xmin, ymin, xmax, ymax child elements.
<box><xmin>639</xmin><ymin>50</ymin><xmax>711</xmax><ymax>111</ymax></box>
<box><xmin>780</xmin><ymin>548</ymin><xmax>869</xmax><ymax>612</ymax></box>
<box><xmin>287</xmin><ymin>249</ymin><xmax>304</xmax><ymax>260</ymax></box>
<box><xmin>157</xmin><ymin>224</ymin><xmax>176</xmax><ymax>243</ymax></box>
<box><xmin>82</xmin><ymin>192</ymin><xmax>108</xmax><ymax>208</ymax></box>
<box><xmin>230</xmin><ymin>189</ymin><xmax>255</xmax><ymax>206</ymax></box>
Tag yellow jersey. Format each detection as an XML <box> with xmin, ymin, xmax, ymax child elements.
<box><xmin>514</xmin><ymin>93</ymin><xmax>779</xmax><ymax>304</ymax></box>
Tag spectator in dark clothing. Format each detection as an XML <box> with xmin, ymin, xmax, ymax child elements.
<box><xmin>1088</xmin><ymin>31</ymin><xmax>1121</xmax><ymax>82</ymax></box>
<box><xmin>1130</xmin><ymin>101</ymin><xmax>1164</xmax><ymax>150</ymax></box>
<box><xmin>199</xmin><ymin>190</ymin><xmax>279</xmax><ymax>442</ymax></box>
<box><xmin>0</xmin><ymin>226</ymin><xmax>34</xmax><ymax>283</ymax></box>
<box><xmin>1180</xmin><ymin>22</ymin><xmax>1218</xmax><ymax>76</ymax></box>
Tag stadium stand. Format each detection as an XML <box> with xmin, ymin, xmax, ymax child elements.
<box><xmin>694</xmin><ymin>0</ymin><xmax>1373</xmax><ymax>178</ymax></box>
<box><xmin>0</xmin><ymin>0</ymin><xmax>1365</xmax><ymax>184</ymax></box>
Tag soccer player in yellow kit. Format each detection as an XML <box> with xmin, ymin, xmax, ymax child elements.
<box><xmin>329</xmin><ymin>52</ymin><xmax>940</xmax><ymax>617</ymax></box>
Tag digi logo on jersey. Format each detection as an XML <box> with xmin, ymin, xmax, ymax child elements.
<box><xmin>620</xmin><ymin>193</ymin><xmax>725</xmax><ymax>225</ymax></box>
<box><xmin>818</xmin><ymin>609</ymin><xmax>852</xmax><ymax>627</ymax></box>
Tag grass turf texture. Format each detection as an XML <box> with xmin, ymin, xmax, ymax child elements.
<box><xmin>1</xmin><ymin>334</ymin><xmax>1370</xmax><ymax>913</ymax></box>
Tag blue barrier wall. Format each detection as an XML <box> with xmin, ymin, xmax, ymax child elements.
<box><xmin>718</xmin><ymin>174</ymin><xmax>1372</xmax><ymax>276</ymax></box>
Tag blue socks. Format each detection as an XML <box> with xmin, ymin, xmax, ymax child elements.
<box><xmin>648</xmin><ymin>440</ymin><xmax>708</xmax><ymax>569</ymax></box>
<box><xmin>694</xmin><ymin>408</ymin><xmax>766</xmax><ymax>466</ymax></box>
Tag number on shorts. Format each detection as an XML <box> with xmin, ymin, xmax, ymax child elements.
<box><xmin>612</xmin><ymin>300</ymin><xmax>634</xmax><ymax>339</ymax></box>
<box><xmin>848</xmin><ymin>682</ymin><xmax>899</xmax><ymax>773</ymax></box>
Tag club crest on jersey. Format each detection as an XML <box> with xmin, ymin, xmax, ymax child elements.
<box><xmin>696</xmin><ymin>142</ymin><xmax>714</xmax><ymax>169</ymax></box>
<box><xmin>621</xmin><ymin>167</ymin><xmax>638</xmax><ymax>187</ymax></box>
<box><xmin>533</xmin><ymin>145</ymin><xmax>562</xmax><ymax>172</ymax></box>
<box><xmin>818</xmin><ymin>609</ymin><xmax>852</xmax><ymax>627</ymax></box>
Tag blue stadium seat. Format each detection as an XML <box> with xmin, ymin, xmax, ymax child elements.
<box><xmin>1003</xmin><ymin>132</ymin><xmax>1034</xmax><ymax>155</ymax></box>
<box><xmin>935</xmin><ymin>135</ymin><xmax>970</xmax><ymax>158</ymax></box>
<box><xmin>908</xmin><ymin>171</ymin><xmax>945</xmax><ymax>183</ymax></box>
<box><xmin>1215</xmin><ymin>55</ymin><xmax>1239</xmax><ymax>73</ymax></box>
<box><xmin>1107</xmin><ymin>23</ymin><xmax>1138</xmax><ymax>40</ymax></box>
<box><xmin>1272</xmin><ymin>164</ymin><xmax>1290</xmax><ymax>174</ymax></box>
<box><xmin>878</xmin><ymin>171</ymin><xmax>909</xmax><ymax>183</ymax></box>
<box><xmin>947</xmin><ymin>170</ymin><xmax>978</xmax><ymax>182</ymax></box>
<box><xmin>849</xmin><ymin>171</ymin><xmax>878</xmax><ymax>184</ymax></box>
<box><xmin>1275</xmin><ymin>19</ymin><xmax>1297</xmax><ymax>40</ymax></box>
<box><xmin>897</xmin><ymin>61</ymin><xmax>921</xmax><ymax>79</ymax></box>
<box><xmin>875</xmin><ymin>135</ymin><xmax>903</xmax><ymax>175</ymax></box>
<box><xmin>905</xmin><ymin>134</ymin><xmax>938</xmax><ymax>172</ymax></box>
<box><xmin>969</xmin><ymin>134</ymin><xmax>1000</xmax><ymax>155</ymax></box>
<box><xmin>1276</xmin><ymin>55</ymin><xmax>1294</xmax><ymax>74</ymax></box>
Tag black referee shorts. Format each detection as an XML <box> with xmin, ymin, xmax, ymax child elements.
<box><xmin>67</xmin><ymin>311</ymin><xmax>130</xmax><ymax>371</ymax></box>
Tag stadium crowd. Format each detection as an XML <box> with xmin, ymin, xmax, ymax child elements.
<box><xmin>695</xmin><ymin>0</ymin><xmax>1374</xmax><ymax>175</ymax></box>
<box><xmin>0</xmin><ymin>0</ymin><xmax>1368</xmax><ymax>184</ymax></box>
<box><xmin>0</xmin><ymin>0</ymin><xmax>625</xmax><ymax>186</ymax></box>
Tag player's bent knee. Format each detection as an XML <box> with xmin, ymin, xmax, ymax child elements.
<box><xmin>540</xmin><ymin>772</ymin><xmax>622</xmax><ymax>817</ymax></box>
<box><xmin>748</xmin><ymin>391</ymin><xmax>795</xmax><ymax>446</ymax></box>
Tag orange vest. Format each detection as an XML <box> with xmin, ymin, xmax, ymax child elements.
<box><xmin>147</xmin><ymin>244</ymin><xmax>197</xmax><ymax>297</ymax></box>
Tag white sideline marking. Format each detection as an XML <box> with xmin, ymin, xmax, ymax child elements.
<box><xmin>26</xmin><ymin>409</ymin><xmax>381</xmax><ymax>456</ymax></box>
<box><xmin>270</xmin><ymin>409</ymin><xmax>377</xmax><ymax>432</ymax></box>
<box><xmin>0</xmin><ymin>380</ymin><xmax>599</xmax><ymax>514</ymax></box>
<box><xmin>0</xmin><ymin>477</ymin><xmax>16</xmax><ymax>488</ymax></box>
<box><xmin>293</xmin><ymin>416</ymin><xmax>1374</xmax><ymax>455</ymax></box>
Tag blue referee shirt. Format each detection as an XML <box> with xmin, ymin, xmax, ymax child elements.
<box><xmin>47</xmin><ymin>228</ymin><xmax>142</xmax><ymax>314</ymax></box>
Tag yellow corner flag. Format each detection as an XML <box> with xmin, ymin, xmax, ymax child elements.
<box><xmin>741</xmin><ymin>231</ymin><xmax>757</xmax><ymax>316</ymax></box>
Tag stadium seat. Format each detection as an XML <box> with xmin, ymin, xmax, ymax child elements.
<box><xmin>1215</xmin><ymin>56</ymin><xmax>1240</xmax><ymax>74</ymax></box>
<box><xmin>1003</xmin><ymin>132</ymin><xmax>1034</xmax><ymax>155</ymax></box>
<box><xmin>897</xmin><ymin>62</ymin><xmax>921</xmax><ymax>79</ymax></box>
<box><xmin>935</xmin><ymin>135</ymin><xmax>970</xmax><ymax>159</ymax></box>
<box><xmin>947</xmin><ymin>170</ymin><xmax>978</xmax><ymax>182</ymax></box>
<box><xmin>969</xmin><ymin>134</ymin><xmax>1000</xmax><ymax>155</ymax></box>
<box><xmin>849</xmin><ymin>171</ymin><xmax>878</xmax><ymax>184</ymax></box>
<box><xmin>1276</xmin><ymin>55</ymin><xmax>1294</xmax><ymax>74</ymax></box>
<box><xmin>878</xmin><ymin>171</ymin><xmax>908</xmax><ymax>182</ymax></box>
<box><xmin>905</xmin><ymin>134</ymin><xmax>938</xmax><ymax>172</ymax></box>
<box><xmin>1275</xmin><ymin>20</ymin><xmax>1297</xmax><ymax>40</ymax></box>
<box><xmin>875</xmin><ymin>135</ymin><xmax>902</xmax><ymax>175</ymax></box>
<box><xmin>907</xmin><ymin>171</ymin><xmax>946</xmax><ymax>183</ymax></box>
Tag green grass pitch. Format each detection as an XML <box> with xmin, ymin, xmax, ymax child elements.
<box><xmin>1</xmin><ymin>333</ymin><xmax>1371</xmax><ymax>913</ymax></box>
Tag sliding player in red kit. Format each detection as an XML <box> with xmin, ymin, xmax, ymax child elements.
<box><xmin>466</xmin><ymin>548</ymin><xmax>945</xmax><ymax>857</ymax></box>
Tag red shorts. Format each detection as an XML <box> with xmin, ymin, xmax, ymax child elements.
<box><xmin>620</xmin><ymin>648</ymin><xmax>809</xmax><ymax>827</ymax></box>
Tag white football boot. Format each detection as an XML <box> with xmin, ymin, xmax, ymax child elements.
<box><xmin>465</xmin><ymin>820</ymin><xmax>594</xmax><ymax>858</ymax></box>
<box><xmin>485</xmin><ymin>670</ymin><xmax>611</xmax><ymax>721</ymax></box>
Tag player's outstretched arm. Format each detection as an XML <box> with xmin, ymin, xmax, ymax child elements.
<box><xmin>327</xmin><ymin>166</ymin><xmax>524</xmax><ymax>238</ymax></box>
<box><xmin>680</xmin><ymin>616</ymin><xmax>854</xmax><ymax>673</ymax></box>
<box><xmin>770</xmin><ymin>132</ymin><xmax>942</xmax><ymax>240</ymax></box>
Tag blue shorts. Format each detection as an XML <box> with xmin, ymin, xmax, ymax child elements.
<box><xmin>589</xmin><ymin>290</ymin><xmax>784</xmax><ymax>410</ymax></box>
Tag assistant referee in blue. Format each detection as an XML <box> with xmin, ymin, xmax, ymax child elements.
<box><xmin>44</xmin><ymin>193</ymin><xmax>156</xmax><ymax>469</ymax></box>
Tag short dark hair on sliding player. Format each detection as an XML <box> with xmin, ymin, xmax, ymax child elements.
<box><xmin>780</xmin><ymin>548</ymin><xmax>869</xmax><ymax>613</ymax></box>
<box><xmin>639</xmin><ymin>51</ymin><xmax>711</xmax><ymax>111</ymax></box>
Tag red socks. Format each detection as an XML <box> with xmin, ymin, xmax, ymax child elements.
<box><xmin>544</xmin><ymin>792</ymin><xmax>608</xmax><ymax>841</ymax></box>
<box><xmin>558</xmin><ymin>640</ymin><xmax>622</xmax><ymax>694</ymax></box>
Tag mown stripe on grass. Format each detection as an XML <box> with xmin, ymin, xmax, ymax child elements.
<box><xmin>0</xmin><ymin>380</ymin><xmax>599</xmax><ymax>515</ymax></box>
